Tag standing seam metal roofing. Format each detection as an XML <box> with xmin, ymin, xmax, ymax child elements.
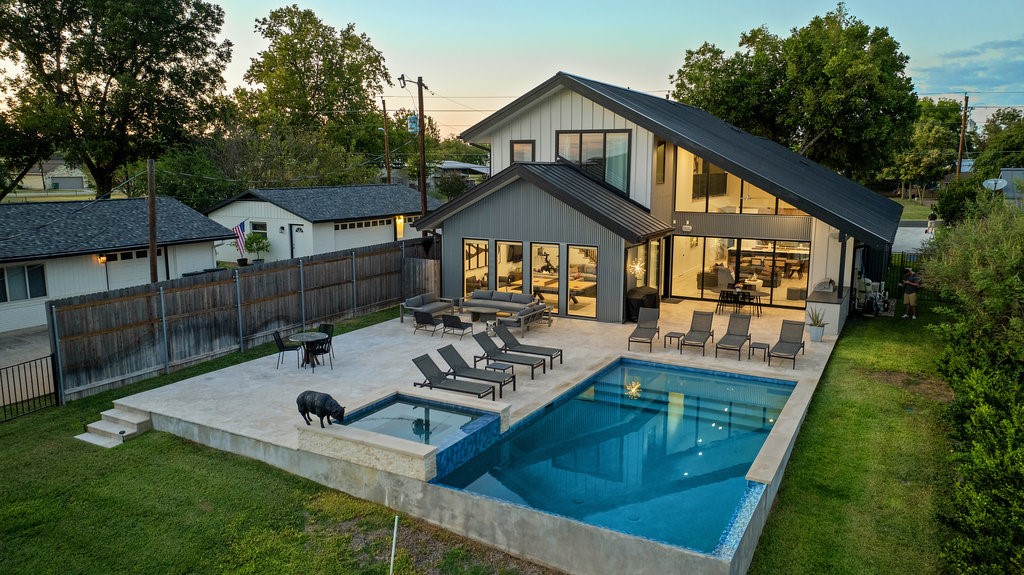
<box><xmin>414</xmin><ymin>162</ymin><xmax>673</xmax><ymax>245</ymax></box>
<box><xmin>462</xmin><ymin>72</ymin><xmax>901</xmax><ymax>249</ymax></box>
<box><xmin>0</xmin><ymin>197</ymin><xmax>234</xmax><ymax>263</ymax></box>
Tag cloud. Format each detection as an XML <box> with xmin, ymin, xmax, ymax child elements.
<box><xmin>917</xmin><ymin>35</ymin><xmax>1024</xmax><ymax>98</ymax></box>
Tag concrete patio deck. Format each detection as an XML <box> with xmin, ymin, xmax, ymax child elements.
<box><xmin>105</xmin><ymin>300</ymin><xmax>834</xmax><ymax>575</ymax></box>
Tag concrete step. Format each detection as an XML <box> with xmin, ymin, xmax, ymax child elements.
<box><xmin>101</xmin><ymin>408</ymin><xmax>152</xmax><ymax>433</ymax></box>
<box><xmin>86</xmin><ymin>418</ymin><xmax>145</xmax><ymax>442</ymax></box>
<box><xmin>75</xmin><ymin>432</ymin><xmax>121</xmax><ymax>449</ymax></box>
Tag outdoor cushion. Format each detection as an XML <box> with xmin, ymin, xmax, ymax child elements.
<box><xmin>472</xmin><ymin>289</ymin><xmax>493</xmax><ymax>300</ymax></box>
<box><xmin>492</xmin><ymin>291</ymin><xmax>513</xmax><ymax>302</ymax></box>
<box><xmin>421</xmin><ymin>293</ymin><xmax>438</xmax><ymax>304</ymax></box>
<box><xmin>405</xmin><ymin>295</ymin><xmax>423</xmax><ymax>308</ymax></box>
<box><xmin>511</xmin><ymin>292</ymin><xmax>533</xmax><ymax>305</ymax></box>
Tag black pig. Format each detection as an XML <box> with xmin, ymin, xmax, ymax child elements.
<box><xmin>296</xmin><ymin>390</ymin><xmax>345</xmax><ymax>428</ymax></box>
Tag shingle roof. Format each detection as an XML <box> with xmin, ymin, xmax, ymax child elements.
<box><xmin>462</xmin><ymin>72</ymin><xmax>902</xmax><ymax>249</ymax></box>
<box><xmin>0</xmin><ymin>197</ymin><xmax>233</xmax><ymax>264</ymax></box>
<box><xmin>206</xmin><ymin>184</ymin><xmax>442</xmax><ymax>222</ymax></box>
<box><xmin>414</xmin><ymin>162</ymin><xmax>673</xmax><ymax>245</ymax></box>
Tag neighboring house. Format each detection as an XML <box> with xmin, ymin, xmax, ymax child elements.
<box><xmin>205</xmin><ymin>184</ymin><xmax>442</xmax><ymax>263</ymax></box>
<box><xmin>428</xmin><ymin>160</ymin><xmax>490</xmax><ymax>190</ymax></box>
<box><xmin>17</xmin><ymin>155</ymin><xmax>91</xmax><ymax>191</ymax></box>
<box><xmin>997</xmin><ymin>168</ymin><xmax>1024</xmax><ymax>208</ymax></box>
<box><xmin>0</xmin><ymin>197</ymin><xmax>234</xmax><ymax>332</ymax></box>
<box><xmin>415</xmin><ymin>72</ymin><xmax>901</xmax><ymax>332</ymax></box>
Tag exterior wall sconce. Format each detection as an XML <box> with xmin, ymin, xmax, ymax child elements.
<box><xmin>279</xmin><ymin>226</ymin><xmax>286</xmax><ymax>233</ymax></box>
<box><xmin>680</xmin><ymin>220</ymin><xmax>693</xmax><ymax>232</ymax></box>
<box><xmin>627</xmin><ymin>258</ymin><xmax>645</xmax><ymax>277</ymax></box>
<box><xmin>97</xmin><ymin>254</ymin><xmax>107</xmax><ymax>264</ymax></box>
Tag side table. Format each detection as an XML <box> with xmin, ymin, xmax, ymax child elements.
<box><xmin>749</xmin><ymin>341</ymin><xmax>769</xmax><ymax>361</ymax></box>
<box><xmin>664</xmin><ymin>331</ymin><xmax>685</xmax><ymax>349</ymax></box>
<box><xmin>485</xmin><ymin>362</ymin><xmax>514</xmax><ymax>375</ymax></box>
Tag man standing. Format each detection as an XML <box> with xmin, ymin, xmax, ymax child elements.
<box><xmin>926</xmin><ymin>210</ymin><xmax>938</xmax><ymax>234</ymax></box>
<box><xmin>901</xmin><ymin>267</ymin><xmax>921</xmax><ymax>319</ymax></box>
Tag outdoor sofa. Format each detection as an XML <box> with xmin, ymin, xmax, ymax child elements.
<box><xmin>400</xmin><ymin>292</ymin><xmax>456</xmax><ymax>322</ymax></box>
<box><xmin>463</xmin><ymin>289</ymin><xmax>536</xmax><ymax>314</ymax></box>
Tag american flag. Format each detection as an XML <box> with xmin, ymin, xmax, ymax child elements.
<box><xmin>232</xmin><ymin>221</ymin><xmax>246</xmax><ymax>255</ymax></box>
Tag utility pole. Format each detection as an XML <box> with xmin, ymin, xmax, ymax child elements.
<box><xmin>956</xmin><ymin>93</ymin><xmax>969</xmax><ymax>180</ymax></box>
<box><xmin>416</xmin><ymin>76</ymin><xmax>428</xmax><ymax>224</ymax></box>
<box><xmin>381</xmin><ymin>98</ymin><xmax>392</xmax><ymax>184</ymax></box>
<box><xmin>147</xmin><ymin>159</ymin><xmax>158</xmax><ymax>283</ymax></box>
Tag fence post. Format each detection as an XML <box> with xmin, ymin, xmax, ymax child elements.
<box><xmin>351</xmin><ymin>250</ymin><xmax>357</xmax><ymax>316</ymax></box>
<box><xmin>159</xmin><ymin>286</ymin><xmax>170</xmax><ymax>374</ymax></box>
<box><xmin>234</xmin><ymin>269</ymin><xmax>244</xmax><ymax>352</ymax></box>
<box><xmin>49</xmin><ymin>302</ymin><xmax>65</xmax><ymax>406</ymax></box>
<box><xmin>299</xmin><ymin>258</ymin><xmax>306</xmax><ymax>330</ymax></box>
<box><xmin>400</xmin><ymin>241</ymin><xmax>406</xmax><ymax>300</ymax></box>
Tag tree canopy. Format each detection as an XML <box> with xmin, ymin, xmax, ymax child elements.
<box><xmin>670</xmin><ymin>2</ymin><xmax>917</xmax><ymax>180</ymax></box>
<box><xmin>973</xmin><ymin>108</ymin><xmax>1024</xmax><ymax>178</ymax></box>
<box><xmin>0</xmin><ymin>0</ymin><xmax>232</xmax><ymax>197</ymax></box>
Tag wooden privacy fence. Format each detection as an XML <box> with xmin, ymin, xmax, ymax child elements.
<box><xmin>49</xmin><ymin>237</ymin><xmax>440</xmax><ymax>401</ymax></box>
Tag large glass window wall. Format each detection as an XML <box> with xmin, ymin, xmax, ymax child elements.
<box><xmin>556</xmin><ymin>130</ymin><xmax>630</xmax><ymax>194</ymax></box>
<box><xmin>670</xmin><ymin>237</ymin><xmax>810</xmax><ymax>306</ymax></box>
<box><xmin>463</xmin><ymin>239</ymin><xmax>489</xmax><ymax>296</ymax></box>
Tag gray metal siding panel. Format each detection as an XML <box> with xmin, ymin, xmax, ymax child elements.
<box><xmin>442</xmin><ymin>180</ymin><xmax>626</xmax><ymax>322</ymax></box>
<box><xmin>675</xmin><ymin>212</ymin><xmax>812</xmax><ymax>241</ymax></box>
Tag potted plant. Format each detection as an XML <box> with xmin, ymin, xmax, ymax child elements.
<box><xmin>230</xmin><ymin>240</ymin><xmax>248</xmax><ymax>266</ymax></box>
<box><xmin>243</xmin><ymin>232</ymin><xmax>272</xmax><ymax>263</ymax></box>
<box><xmin>806</xmin><ymin>306</ymin><xmax>828</xmax><ymax>342</ymax></box>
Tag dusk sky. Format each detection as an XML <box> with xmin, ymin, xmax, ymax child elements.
<box><xmin>216</xmin><ymin>0</ymin><xmax>1024</xmax><ymax>137</ymax></box>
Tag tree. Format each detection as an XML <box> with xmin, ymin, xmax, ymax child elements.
<box><xmin>670</xmin><ymin>3</ymin><xmax>917</xmax><ymax>179</ymax></box>
<box><xmin>0</xmin><ymin>0</ymin><xmax>232</xmax><ymax>197</ymax></box>
<box><xmin>935</xmin><ymin>175</ymin><xmax>990</xmax><ymax>226</ymax></box>
<box><xmin>973</xmin><ymin>113</ymin><xmax>1024</xmax><ymax>179</ymax></box>
<box><xmin>883</xmin><ymin>98</ymin><xmax>963</xmax><ymax>193</ymax></box>
<box><xmin>0</xmin><ymin>100</ymin><xmax>55</xmax><ymax>200</ymax></box>
<box><xmin>436</xmin><ymin>137</ymin><xmax>489</xmax><ymax>166</ymax></box>
<box><xmin>436</xmin><ymin>172</ymin><xmax>468</xmax><ymax>200</ymax></box>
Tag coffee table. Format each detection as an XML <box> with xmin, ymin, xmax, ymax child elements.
<box><xmin>462</xmin><ymin>306</ymin><xmax>500</xmax><ymax>322</ymax></box>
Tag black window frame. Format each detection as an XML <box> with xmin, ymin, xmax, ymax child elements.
<box><xmin>510</xmin><ymin>140</ymin><xmax>535</xmax><ymax>163</ymax></box>
<box><xmin>555</xmin><ymin>129</ymin><xmax>631</xmax><ymax>194</ymax></box>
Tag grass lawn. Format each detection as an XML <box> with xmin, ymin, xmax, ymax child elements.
<box><xmin>896</xmin><ymin>199</ymin><xmax>934</xmax><ymax>221</ymax></box>
<box><xmin>1</xmin><ymin>308</ymin><xmax>952</xmax><ymax>574</ymax></box>
<box><xmin>749</xmin><ymin>314</ymin><xmax>952</xmax><ymax>574</ymax></box>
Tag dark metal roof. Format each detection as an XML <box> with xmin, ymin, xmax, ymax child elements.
<box><xmin>0</xmin><ymin>197</ymin><xmax>234</xmax><ymax>264</ymax></box>
<box><xmin>414</xmin><ymin>162</ymin><xmax>673</xmax><ymax>245</ymax></box>
<box><xmin>206</xmin><ymin>184</ymin><xmax>442</xmax><ymax>222</ymax></box>
<box><xmin>462</xmin><ymin>72</ymin><xmax>902</xmax><ymax>249</ymax></box>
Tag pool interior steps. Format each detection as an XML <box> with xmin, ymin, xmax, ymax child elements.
<box><xmin>75</xmin><ymin>406</ymin><xmax>153</xmax><ymax>448</ymax></box>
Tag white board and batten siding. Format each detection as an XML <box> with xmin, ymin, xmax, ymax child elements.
<box><xmin>208</xmin><ymin>200</ymin><xmax>305</xmax><ymax>262</ymax></box>
<box><xmin>487</xmin><ymin>87</ymin><xmax>655</xmax><ymax>208</ymax></box>
<box><xmin>1</xmin><ymin>254</ymin><xmax>107</xmax><ymax>332</ymax></box>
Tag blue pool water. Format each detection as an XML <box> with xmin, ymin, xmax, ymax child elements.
<box><xmin>436</xmin><ymin>359</ymin><xmax>794</xmax><ymax>554</ymax></box>
<box><xmin>345</xmin><ymin>396</ymin><xmax>481</xmax><ymax>446</ymax></box>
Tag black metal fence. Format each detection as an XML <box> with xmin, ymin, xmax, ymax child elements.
<box><xmin>1</xmin><ymin>355</ymin><xmax>59</xmax><ymax>422</ymax></box>
<box><xmin>886</xmin><ymin>252</ymin><xmax>943</xmax><ymax>302</ymax></box>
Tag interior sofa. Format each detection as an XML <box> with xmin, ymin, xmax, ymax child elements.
<box><xmin>399</xmin><ymin>292</ymin><xmax>456</xmax><ymax>322</ymax></box>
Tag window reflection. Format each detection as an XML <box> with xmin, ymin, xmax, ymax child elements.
<box><xmin>463</xmin><ymin>239</ymin><xmax>488</xmax><ymax>296</ymax></box>
<box><xmin>531</xmin><ymin>243</ymin><xmax>560</xmax><ymax>314</ymax></box>
<box><xmin>496</xmin><ymin>241</ymin><xmax>523</xmax><ymax>292</ymax></box>
<box><xmin>568</xmin><ymin>245</ymin><xmax>597</xmax><ymax>318</ymax></box>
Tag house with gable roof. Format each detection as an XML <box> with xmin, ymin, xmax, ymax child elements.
<box><xmin>414</xmin><ymin>72</ymin><xmax>902</xmax><ymax>332</ymax></box>
<box><xmin>205</xmin><ymin>184</ymin><xmax>442</xmax><ymax>263</ymax></box>
<box><xmin>0</xmin><ymin>197</ymin><xmax>234</xmax><ymax>332</ymax></box>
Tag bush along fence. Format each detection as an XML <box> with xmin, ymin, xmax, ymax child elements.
<box><xmin>48</xmin><ymin>237</ymin><xmax>440</xmax><ymax>402</ymax></box>
<box><xmin>1</xmin><ymin>355</ymin><xmax>59</xmax><ymax>422</ymax></box>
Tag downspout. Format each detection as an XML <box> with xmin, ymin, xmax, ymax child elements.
<box><xmin>836</xmin><ymin>232</ymin><xmax>847</xmax><ymax>299</ymax></box>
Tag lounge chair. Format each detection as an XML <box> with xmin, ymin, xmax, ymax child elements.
<box><xmin>715</xmin><ymin>313</ymin><xmax>752</xmax><ymax>359</ymax></box>
<box><xmin>413</xmin><ymin>311</ymin><xmax>443</xmax><ymax>336</ymax></box>
<box><xmin>437</xmin><ymin>345</ymin><xmax>516</xmax><ymax>398</ymax></box>
<box><xmin>768</xmin><ymin>320</ymin><xmax>806</xmax><ymax>369</ymax></box>
<box><xmin>273</xmin><ymin>331</ymin><xmax>301</xmax><ymax>369</ymax></box>
<box><xmin>493</xmin><ymin>324</ymin><xmax>563</xmax><ymax>368</ymax></box>
<box><xmin>680</xmin><ymin>310</ymin><xmax>715</xmax><ymax>356</ymax></box>
<box><xmin>441</xmin><ymin>314</ymin><xmax>473</xmax><ymax>340</ymax></box>
<box><xmin>411</xmin><ymin>354</ymin><xmax>495</xmax><ymax>400</ymax></box>
<box><xmin>627</xmin><ymin>307</ymin><xmax>660</xmax><ymax>352</ymax></box>
<box><xmin>471</xmin><ymin>332</ymin><xmax>546</xmax><ymax>379</ymax></box>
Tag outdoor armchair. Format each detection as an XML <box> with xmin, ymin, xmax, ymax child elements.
<box><xmin>680</xmin><ymin>310</ymin><xmax>715</xmax><ymax>356</ymax></box>
<box><xmin>768</xmin><ymin>320</ymin><xmax>806</xmax><ymax>369</ymax></box>
<box><xmin>273</xmin><ymin>331</ymin><xmax>301</xmax><ymax>369</ymax></box>
<box><xmin>413</xmin><ymin>311</ymin><xmax>443</xmax><ymax>336</ymax></box>
<box><xmin>441</xmin><ymin>314</ymin><xmax>474</xmax><ymax>340</ymax></box>
<box><xmin>493</xmin><ymin>324</ymin><xmax>562</xmax><ymax>368</ymax></box>
<box><xmin>715</xmin><ymin>313</ymin><xmax>752</xmax><ymax>359</ymax></box>
<box><xmin>437</xmin><ymin>344</ymin><xmax>516</xmax><ymax>398</ymax></box>
<box><xmin>317</xmin><ymin>323</ymin><xmax>335</xmax><ymax>358</ymax></box>
<box><xmin>472</xmin><ymin>332</ymin><xmax>546</xmax><ymax>379</ymax></box>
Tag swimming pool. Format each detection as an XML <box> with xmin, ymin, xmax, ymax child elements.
<box><xmin>436</xmin><ymin>358</ymin><xmax>794</xmax><ymax>554</ymax></box>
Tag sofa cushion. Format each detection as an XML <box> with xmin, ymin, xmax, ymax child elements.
<box><xmin>405</xmin><ymin>295</ymin><xmax>423</xmax><ymax>308</ymax></box>
<box><xmin>510</xmin><ymin>292</ymin><xmax>533</xmax><ymax>305</ymax></box>
<box><xmin>471</xmin><ymin>289</ymin><xmax>493</xmax><ymax>300</ymax></box>
<box><xmin>491</xmin><ymin>291</ymin><xmax>513</xmax><ymax>302</ymax></box>
<box><xmin>419</xmin><ymin>300</ymin><xmax>452</xmax><ymax>314</ymax></box>
<box><xmin>421</xmin><ymin>292</ymin><xmax>438</xmax><ymax>304</ymax></box>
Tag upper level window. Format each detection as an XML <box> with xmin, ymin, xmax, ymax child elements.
<box><xmin>511</xmin><ymin>140</ymin><xmax>535</xmax><ymax>163</ymax></box>
<box><xmin>556</xmin><ymin>130</ymin><xmax>630</xmax><ymax>193</ymax></box>
<box><xmin>0</xmin><ymin>264</ymin><xmax>47</xmax><ymax>303</ymax></box>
